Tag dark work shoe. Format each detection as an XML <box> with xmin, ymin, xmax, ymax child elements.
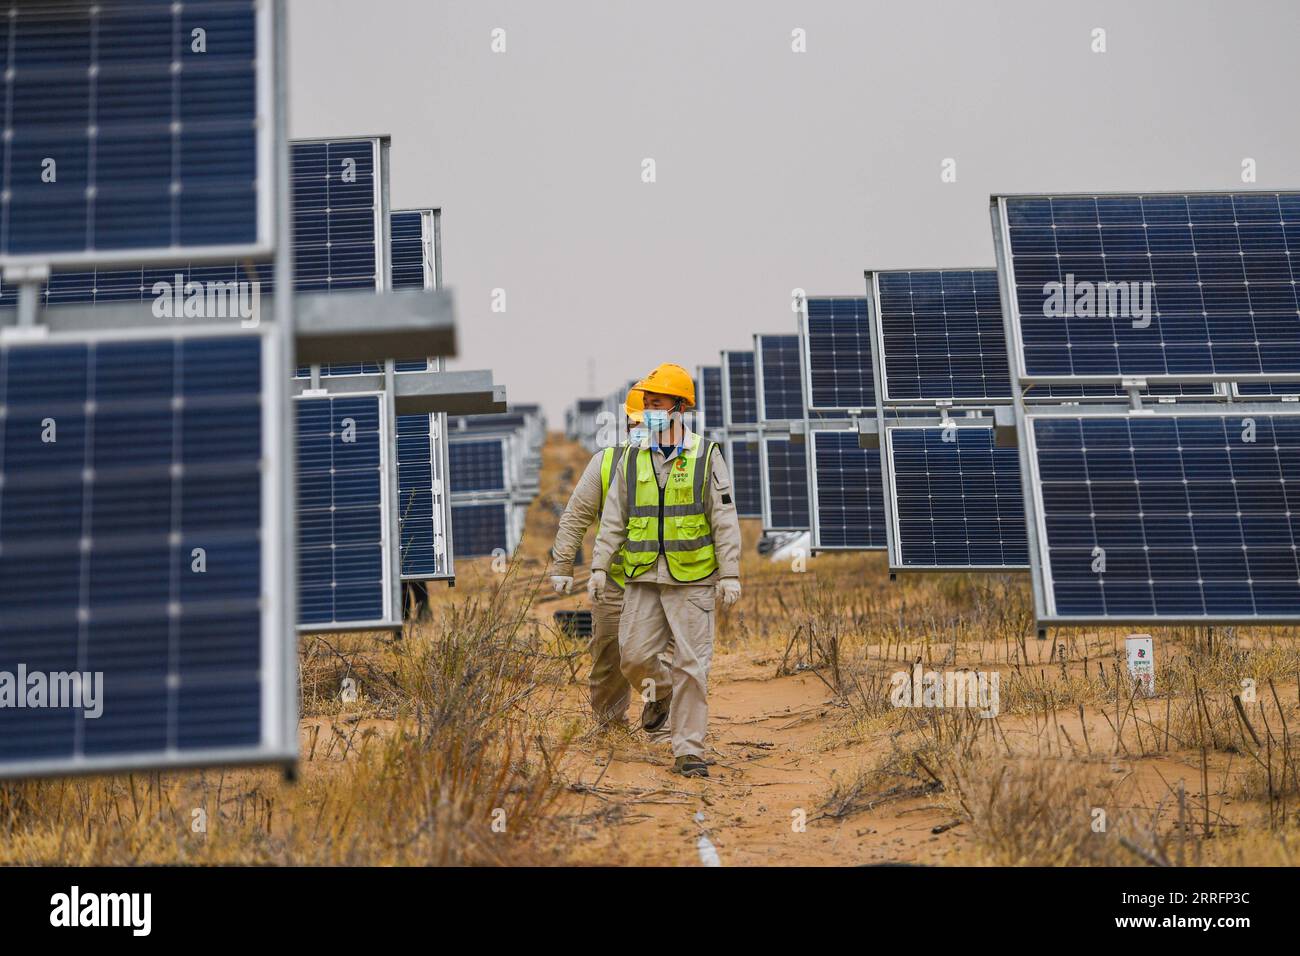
<box><xmin>671</xmin><ymin>755</ymin><xmax>709</xmax><ymax>778</ymax></box>
<box><xmin>641</xmin><ymin>693</ymin><xmax>671</xmax><ymax>733</ymax></box>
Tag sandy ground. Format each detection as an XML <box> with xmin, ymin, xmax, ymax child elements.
<box><xmin>554</xmin><ymin>655</ymin><xmax>960</xmax><ymax>866</ymax></box>
<box><xmin>542</xmin><ymin>646</ymin><xmax>1225</xmax><ymax>866</ymax></box>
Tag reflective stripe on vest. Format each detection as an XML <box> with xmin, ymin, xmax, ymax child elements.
<box><xmin>622</xmin><ymin>433</ymin><xmax>718</xmax><ymax>582</ymax></box>
<box><xmin>599</xmin><ymin>445</ymin><xmax>629</xmax><ymax>587</ymax></box>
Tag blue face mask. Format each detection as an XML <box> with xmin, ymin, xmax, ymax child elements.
<box><xmin>642</xmin><ymin>409</ymin><xmax>672</xmax><ymax>434</ymax></box>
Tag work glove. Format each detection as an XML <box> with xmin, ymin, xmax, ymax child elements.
<box><xmin>549</xmin><ymin>575</ymin><xmax>574</xmax><ymax>595</ymax></box>
<box><xmin>718</xmin><ymin>578</ymin><xmax>741</xmax><ymax>607</ymax></box>
<box><xmin>588</xmin><ymin>570</ymin><xmax>608</xmax><ymax>602</ymax></box>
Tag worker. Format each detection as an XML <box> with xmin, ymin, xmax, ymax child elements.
<box><xmin>590</xmin><ymin>363</ymin><xmax>742</xmax><ymax>778</ymax></box>
<box><xmin>549</xmin><ymin>391</ymin><xmax>648</xmax><ymax>731</ymax></box>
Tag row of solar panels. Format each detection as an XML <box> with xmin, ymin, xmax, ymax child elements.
<box><xmin>0</xmin><ymin>3</ymin><xmax>359</xmax><ymax>775</ymax></box>
<box><xmin>627</xmin><ymin>190</ymin><xmax>1300</xmax><ymax>634</ymax></box>
<box><xmin>447</xmin><ymin>406</ymin><xmax>546</xmax><ymax>558</ymax></box>
<box><xmin>0</xmin><ymin>130</ymin><xmax>537</xmax><ymax>624</ymax></box>
<box><xmin>565</xmin><ymin>398</ymin><xmax>608</xmax><ymax>452</ymax></box>
<box><xmin>282</xmin><ymin>140</ymin><xmax>544</xmax><ymax>615</ymax></box>
<box><xmin>0</xmin><ymin>1</ymin><xmax>530</xmax><ymax>779</ymax></box>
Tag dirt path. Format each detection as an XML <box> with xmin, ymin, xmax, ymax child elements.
<box><xmin>557</xmin><ymin>649</ymin><xmax>963</xmax><ymax>866</ymax></box>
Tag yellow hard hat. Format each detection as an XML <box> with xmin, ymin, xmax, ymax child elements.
<box><xmin>631</xmin><ymin>363</ymin><xmax>696</xmax><ymax>410</ymax></box>
<box><xmin>623</xmin><ymin>387</ymin><xmax>645</xmax><ymax>423</ymax></box>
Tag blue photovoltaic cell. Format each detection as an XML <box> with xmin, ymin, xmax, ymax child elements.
<box><xmin>0</xmin><ymin>260</ymin><xmax>274</xmax><ymax>311</ymax></box>
<box><xmin>296</xmin><ymin>396</ymin><xmax>386</xmax><ymax>626</ymax></box>
<box><xmin>697</xmin><ymin>365</ymin><xmax>722</xmax><ymax>433</ymax></box>
<box><xmin>391</xmin><ymin>211</ymin><xmax>425</xmax><ymax>292</ymax></box>
<box><xmin>805</xmin><ymin>297</ymin><xmax>874</xmax><ymax>410</ymax></box>
<box><xmin>757</xmin><ymin>334</ymin><xmax>804</xmax><ymax>421</ymax></box>
<box><xmin>0</xmin><ymin>333</ymin><xmax>264</xmax><ymax>764</ymax></box>
<box><xmin>389</xmin><ymin>209</ymin><xmax>442</xmax><ymax>577</ymax></box>
<box><xmin>292</xmin><ymin>140</ymin><xmax>379</xmax><ymax>293</ymax></box>
<box><xmin>452</xmin><ymin>501</ymin><xmax>509</xmax><ymax>558</ymax></box>
<box><xmin>888</xmin><ymin>427</ymin><xmax>1028</xmax><ymax>567</ymax></box>
<box><xmin>812</xmin><ymin>430</ymin><xmax>886</xmax><ymax>549</ymax></box>
<box><xmin>449</xmin><ymin>438</ymin><xmax>506</xmax><ymax>493</ymax></box>
<box><xmin>294</xmin><ymin>139</ymin><xmax>384</xmax><ymax>376</ymax></box>
<box><xmin>868</xmin><ymin>270</ymin><xmax>1208</xmax><ymax>404</ymax></box>
<box><xmin>724</xmin><ymin>351</ymin><xmax>757</xmax><ymax>427</ymax></box>
<box><xmin>391</xmin><ymin>209</ymin><xmax>432</xmax><ymax>373</ymax></box>
<box><xmin>1022</xmin><ymin>380</ymin><xmax>1215</xmax><ymax>400</ymax></box>
<box><xmin>0</xmin><ymin>1</ymin><xmax>266</xmax><ymax>261</ymax></box>
<box><xmin>1237</xmin><ymin>381</ymin><xmax>1300</xmax><ymax>398</ymax></box>
<box><xmin>1031</xmin><ymin>412</ymin><xmax>1300</xmax><ymax>620</ymax></box>
<box><xmin>763</xmin><ymin>438</ymin><xmax>809</xmax><ymax>530</ymax></box>
<box><xmin>1003</xmin><ymin>192</ymin><xmax>1300</xmax><ymax>381</ymax></box>
<box><xmin>396</xmin><ymin>412</ymin><xmax>444</xmax><ymax>578</ymax></box>
<box><xmin>725</xmin><ymin>438</ymin><xmax>762</xmax><ymax>518</ymax></box>
<box><xmin>877</xmin><ymin>270</ymin><xmax>1011</xmax><ymax>401</ymax></box>
<box><xmin>4</xmin><ymin>137</ymin><xmax>383</xmax><ymax>375</ymax></box>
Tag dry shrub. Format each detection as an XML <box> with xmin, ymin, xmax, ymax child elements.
<box><xmin>948</xmin><ymin>756</ymin><xmax>1151</xmax><ymax>866</ymax></box>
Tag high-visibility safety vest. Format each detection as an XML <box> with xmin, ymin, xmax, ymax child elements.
<box><xmin>621</xmin><ymin>433</ymin><xmax>719</xmax><ymax>583</ymax></box>
<box><xmin>598</xmin><ymin>445</ymin><xmax>632</xmax><ymax>587</ymax></box>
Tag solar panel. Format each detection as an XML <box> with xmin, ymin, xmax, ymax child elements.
<box><xmin>810</xmin><ymin>430</ymin><xmax>886</xmax><ymax>549</ymax></box>
<box><xmin>0</xmin><ymin>0</ymin><xmax>276</xmax><ymax>268</ymax></box>
<box><xmin>449</xmin><ymin>438</ymin><xmax>507</xmax><ymax>494</ymax></box>
<box><xmin>10</xmin><ymin>138</ymin><xmax>383</xmax><ymax>321</ymax></box>
<box><xmin>396</xmin><ymin>407</ymin><xmax>449</xmax><ymax>580</ymax></box>
<box><xmin>697</xmin><ymin>365</ymin><xmax>722</xmax><ymax>433</ymax></box>
<box><xmin>724</xmin><ymin>438</ymin><xmax>762</xmax><ymax>518</ymax></box>
<box><xmin>722</xmin><ymin>351</ymin><xmax>758</xmax><ymax>427</ymax></box>
<box><xmin>1235</xmin><ymin>381</ymin><xmax>1300</xmax><ymax>398</ymax></box>
<box><xmin>1022</xmin><ymin>380</ymin><xmax>1218</xmax><ymax>400</ymax></box>
<box><xmin>872</xmin><ymin>270</ymin><xmax>1012</xmax><ymax>403</ymax></box>
<box><xmin>1025</xmin><ymin>408</ymin><xmax>1300</xmax><ymax>623</ymax></box>
<box><xmin>294</xmin><ymin>137</ymin><xmax>388</xmax><ymax>377</ymax></box>
<box><xmin>863</xmin><ymin>268</ymin><xmax>1214</xmax><ymax>405</ymax></box>
<box><xmin>292</xmin><ymin>139</ymin><xmax>384</xmax><ymax>293</ymax></box>
<box><xmin>451</xmin><ymin>501</ymin><xmax>509</xmax><ymax>558</ymax></box>
<box><xmin>296</xmin><ymin>394</ymin><xmax>394</xmax><ymax>629</ymax></box>
<box><xmin>803</xmin><ymin>297</ymin><xmax>874</xmax><ymax>411</ymax></box>
<box><xmin>884</xmin><ymin>425</ymin><xmax>1028</xmax><ymax>569</ymax></box>
<box><xmin>388</xmin><ymin>209</ymin><xmax>449</xmax><ymax>579</ymax></box>
<box><xmin>755</xmin><ymin>334</ymin><xmax>805</xmax><ymax>421</ymax></box>
<box><xmin>994</xmin><ymin>191</ymin><xmax>1300</xmax><ymax>386</ymax></box>
<box><xmin>0</xmin><ymin>326</ymin><xmax>293</xmax><ymax>776</ymax></box>
<box><xmin>391</xmin><ymin>210</ymin><xmax>428</xmax><ymax>292</ymax></box>
<box><xmin>761</xmin><ymin>437</ymin><xmax>810</xmax><ymax>531</ymax></box>
<box><xmin>391</xmin><ymin>208</ymin><xmax>435</xmax><ymax>373</ymax></box>
<box><xmin>0</xmin><ymin>260</ymin><xmax>275</xmax><ymax>311</ymax></box>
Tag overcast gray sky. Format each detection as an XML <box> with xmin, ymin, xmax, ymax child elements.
<box><xmin>286</xmin><ymin>0</ymin><xmax>1300</xmax><ymax>423</ymax></box>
